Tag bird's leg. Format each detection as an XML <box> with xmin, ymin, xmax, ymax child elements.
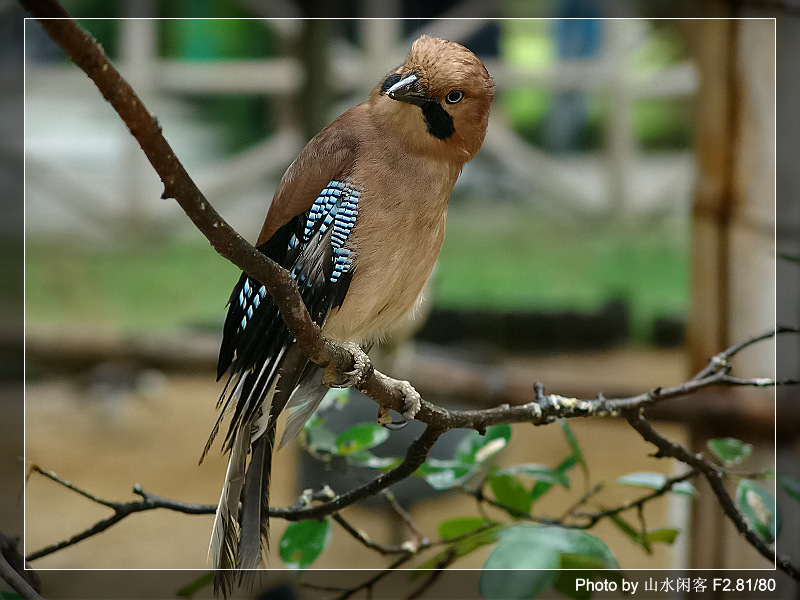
<box><xmin>323</xmin><ymin>341</ymin><xmax>371</xmax><ymax>388</ymax></box>
<box><xmin>323</xmin><ymin>342</ymin><xmax>421</xmax><ymax>428</ymax></box>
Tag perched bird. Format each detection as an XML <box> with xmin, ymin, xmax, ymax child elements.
<box><xmin>203</xmin><ymin>34</ymin><xmax>493</xmax><ymax>593</ymax></box>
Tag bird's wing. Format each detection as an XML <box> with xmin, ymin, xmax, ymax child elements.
<box><xmin>207</xmin><ymin>123</ymin><xmax>364</xmax><ymax>584</ymax></box>
<box><xmin>211</xmin><ymin>176</ymin><xmax>361</xmax><ymax>450</ymax></box>
<box><xmin>256</xmin><ymin>113</ymin><xmax>361</xmax><ymax>244</ymax></box>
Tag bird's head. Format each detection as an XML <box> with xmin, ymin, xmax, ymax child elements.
<box><xmin>371</xmin><ymin>35</ymin><xmax>494</xmax><ymax>162</ymax></box>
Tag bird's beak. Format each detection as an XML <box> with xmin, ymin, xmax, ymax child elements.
<box><xmin>384</xmin><ymin>72</ymin><xmax>433</xmax><ymax>107</ymax></box>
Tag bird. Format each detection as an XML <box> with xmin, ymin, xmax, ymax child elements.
<box><xmin>202</xmin><ymin>34</ymin><xmax>494</xmax><ymax>594</ymax></box>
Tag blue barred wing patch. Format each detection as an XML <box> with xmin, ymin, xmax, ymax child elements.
<box><xmin>300</xmin><ymin>180</ymin><xmax>359</xmax><ymax>283</ymax></box>
<box><xmin>214</xmin><ymin>178</ymin><xmax>360</xmax><ymax>444</ymax></box>
<box><xmin>234</xmin><ymin>179</ymin><xmax>360</xmax><ymax>334</ymax></box>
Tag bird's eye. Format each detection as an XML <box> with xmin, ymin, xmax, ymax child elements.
<box><xmin>445</xmin><ymin>90</ymin><xmax>464</xmax><ymax>104</ymax></box>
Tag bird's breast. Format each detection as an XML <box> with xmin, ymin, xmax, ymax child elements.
<box><xmin>321</xmin><ymin>156</ymin><xmax>459</xmax><ymax>343</ymax></box>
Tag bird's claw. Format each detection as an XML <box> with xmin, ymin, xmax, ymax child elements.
<box><xmin>376</xmin><ymin>379</ymin><xmax>421</xmax><ymax>430</ymax></box>
<box><xmin>323</xmin><ymin>341</ymin><xmax>371</xmax><ymax>388</ymax></box>
<box><xmin>396</xmin><ymin>379</ymin><xmax>421</xmax><ymax>421</ymax></box>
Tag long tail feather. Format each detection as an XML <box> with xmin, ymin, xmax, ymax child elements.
<box><xmin>210</xmin><ymin>417</ymin><xmax>250</xmax><ymax>597</ymax></box>
<box><xmin>238</xmin><ymin>430</ymin><xmax>272</xmax><ymax>571</ymax></box>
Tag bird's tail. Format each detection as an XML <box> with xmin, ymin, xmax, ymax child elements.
<box><xmin>208</xmin><ymin>343</ymin><xmax>310</xmax><ymax>596</ymax></box>
<box><xmin>209</xmin><ymin>379</ymin><xmax>277</xmax><ymax>596</ymax></box>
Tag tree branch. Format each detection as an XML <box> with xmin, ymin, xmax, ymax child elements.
<box><xmin>25</xmin><ymin>465</ymin><xmax>217</xmax><ymax>561</ymax></box>
<box><xmin>21</xmin><ymin>0</ymin><xmax>798</xmax><ymax>439</ymax></box>
<box><xmin>625</xmin><ymin>412</ymin><xmax>800</xmax><ymax>581</ymax></box>
<box><xmin>272</xmin><ymin>425</ymin><xmax>445</xmax><ymax>521</ymax></box>
<box><xmin>24</xmin><ymin>320</ymin><xmax>796</xmax><ymax>564</ymax></box>
<box><xmin>18</xmin><ymin>0</ymin><xmax>388</xmax><ymax>414</ymax></box>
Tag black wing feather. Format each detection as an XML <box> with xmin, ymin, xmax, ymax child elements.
<box><xmin>208</xmin><ymin>180</ymin><xmax>360</xmax><ymax>458</ymax></box>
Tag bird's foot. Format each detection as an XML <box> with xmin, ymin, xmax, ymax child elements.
<box><xmin>376</xmin><ymin>377</ymin><xmax>421</xmax><ymax>430</ymax></box>
<box><xmin>323</xmin><ymin>341</ymin><xmax>371</xmax><ymax>388</ymax></box>
<box><xmin>396</xmin><ymin>379</ymin><xmax>422</xmax><ymax>420</ymax></box>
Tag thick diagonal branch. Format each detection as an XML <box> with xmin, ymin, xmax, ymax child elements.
<box><xmin>19</xmin><ymin>0</ymin><xmax>382</xmax><ymax>404</ymax></box>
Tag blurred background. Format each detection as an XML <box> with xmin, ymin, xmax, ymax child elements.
<box><xmin>2</xmin><ymin>0</ymin><xmax>798</xmax><ymax>597</ymax></box>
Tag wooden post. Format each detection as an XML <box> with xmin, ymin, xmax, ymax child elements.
<box><xmin>684</xmin><ymin>18</ymin><xmax>777</xmax><ymax>570</ymax></box>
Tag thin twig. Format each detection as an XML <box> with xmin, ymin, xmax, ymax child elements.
<box><xmin>691</xmin><ymin>326</ymin><xmax>799</xmax><ymax>382</ymax></box>
<box><xmin>572</xmin><ymin>470</ymin><xmax>698</xmax><ymax>527</ymax></box>
<box><xmin>436</xmin><ymin>521</ymin><xmax>499</xmax><ymax>546</ymax></box>
<box><xmin>26</xmin><ymin>426</ymin><xmax>444</xmax><ymax>562</ymax></box>
<box><xmin>558</xmin><ymin>482</ymin><xmax>604</xmax><ymax>521</ymax></box>
<box><xmin>331</xmin><ymin>513</ymin><xmax>416</xmax><ymax>556</ymax></box>
<box><xmin>334</xmin><ymin>554</ymin><xmax>414</xmax><ymax>600</ymax></box>
<box><xmin>626</xmin><ymin>411</ymin><xmax>800</xmax><ymax>581</ymax></box>
<box><xmin>385</xmin><ymin>491</ymin><xmax>430</xmax><ymax>550</ymax></box>
<box><xmin>465</xmin><ymin>488</ymin><xmax>563</xmax><ymax>525</ymax></box>
<box><xmin>406</xmin><ymin>566</ymin><xmax>447</xmax><ymax>600</ymax></box>
<box><xmin>25</xmin><ymin>465</ymin><xmax>216</xmax><ymax>561</ymax></box>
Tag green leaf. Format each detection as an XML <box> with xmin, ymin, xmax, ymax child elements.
<box><xmin>480</xmin><ymin>525</ymin><xmax>617</xmax><ymax>599</ymax></box>
<box><xmin>778</xmin><ymin>474</ymin><xmax>800</xmax><ymax>503</ymax></box>
<box><xmin>1</xmin><ymin>593</ymin><xmax>25</xmax><ymax>600</ymax></box>
<box><xmin>608</xmin><ymin>513</ymin><xmax>650</xmax><ymax>554</ymax></box>
<box><xmin>417</xmin><ymin>426</ymin><xmax>512</xmax><ymax>491</ymax></box>
<box><xmin>438</xmin><ymin>516</ymin><xmax>489</xmax><ymax>539</ymax></box>
<box><xmin>526</xmin><ymin>525</ymin><xmax>618</xmax><ymax>567</ymax></box>
<box><xmin>499</xmin><ymin>463</ymin><xmax>570</xmax><ymax>487</ymax></box>
<box><xmin>417</xmin><ymin>459</ymin><xmax>474</xmax><ymax>491</ymax></box>
<box><xmin>455</xmin><ymin>425</ymin><xmax>512</xmax><ymax>465</ymax></box>
<box><xmin>736</xmin><ymin>480</ymin><xmax>777</xmax><ymax>543</ymax></box>
<box><xmin>416</xmin><ymin>525</ymin><xmax>499</xmax><ymax>573</ymax></box>
<box><xmin>530</xmin><ymin>455</ymin><xmax>576</xmax><ymax>504</ymax></box>
<box><xmin>346</xmin><ymin>450</ymin><xmax>401</xmax><ymax>470</ymax></box>
<box><xmin>334</xmin><ymin>423</ymin><xmax>389</xmax><ymax>455</ymax></box>
<box><xmin>645</xmin><ymin>528</ymin><xmax>680</xmax><ymax>545</ymax></box>
<box><xmin>558</xmin><ymin>419</ymin><xmax>588</xmax><ymax>483</ymax></box>
<box><xmin>176</xmin><ymin>572</ymin><xmax>213</xmax><ymax>599</ymax></box>
<box><xmin>617</xmin><ymin>472</ymin><xmax>696</xmax><ymax>495</ymax></box>
<box><xmin>779</xmin><ymin>253</ymin><xmax>800</xmax><ymax>266</ymax></box>
<box><xmin>489</xmin><ymin>473</ymin><xmax>533</xmax><ymax>515</ymax></box>
<box><xmin>279</xmin><ymin>518</ymin><xmax>332</xmax><ymax>569</ymax></box>
<box><xmin>302</xmin><ymin>416</ymin><xmax>338</xmax><ymax>455</ymax></box>
<box><xmin>529</xmin><ymin>480</ymin><xmax>552</xmax><ymax>505</ymax></box>
<box><xmin>708</xmin><ymin>438</ymin><xmax>752</xmax><ymax>465</ymax></box>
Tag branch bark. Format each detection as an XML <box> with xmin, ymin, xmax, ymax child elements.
<box><xmin>19</xmin><ymin>0</ymin><xmax>352</xmax><ymax>394</ymax></box>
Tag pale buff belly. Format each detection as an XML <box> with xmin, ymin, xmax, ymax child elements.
<box><xmin>322</xmin><ymin>212</ymin><xmax>446</xmax><ymax>343</ymax></box>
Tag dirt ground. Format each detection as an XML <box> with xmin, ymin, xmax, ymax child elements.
<box><xmin>22</xmin><ymin>348</ymin><xmax>694</xmax><ymax>575</ymax></box>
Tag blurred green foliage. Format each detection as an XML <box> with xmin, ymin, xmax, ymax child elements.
<box><xmin>434</xmin><ymin>207</ymin><xmax>688</xmax><ymax>341</ymax></box>
<box><xmin>26</xmin><ymin>237</ymin><xmax>239</xmax><ymax>331</ymax></box>
<box><xmin>26</xmin><ymin>210</ymin><xmax>687</xmax><ymax>344</ymax></box>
